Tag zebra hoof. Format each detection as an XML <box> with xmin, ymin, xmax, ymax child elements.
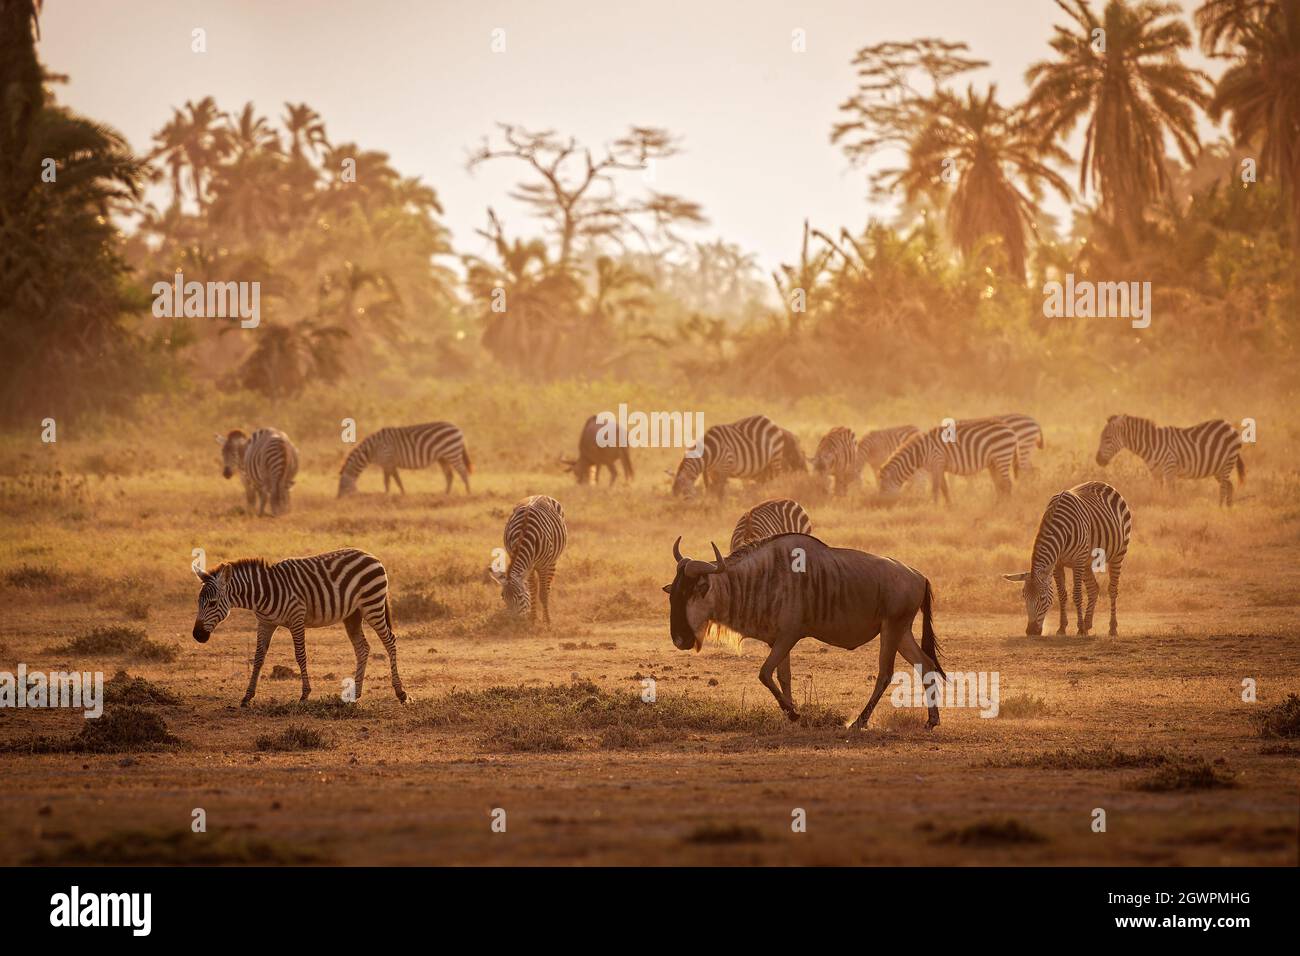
<box><xmin>396</xmin><ymin>690</ymin><xmax>409</xmax><ymax>704</ymax></box>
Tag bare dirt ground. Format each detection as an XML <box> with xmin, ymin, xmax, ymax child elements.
<box><xmin>1</xmin><ymin>422</ymin><xmax>1298</xmax><ymax>866</ymax></box>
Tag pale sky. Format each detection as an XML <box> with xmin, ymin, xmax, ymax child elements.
<box><xmin>39</xmin><ymin>0</ymin><xmax>1214</xmax><ymax>272</ymax></box>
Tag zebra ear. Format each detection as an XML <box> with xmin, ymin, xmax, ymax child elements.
<box><xmin>1002</xmin><ymin>571</ymin><xmax>1030</xmax><ymax>582</ymax></box>
<box><xmin>193</xmin><ymin>565</ymin><xmax>213</xmax><ymax>584</ymax></box>
<box><xmin>214</xmin><ymin>433</ymin><xmax>226</xmax><ymax>445</ymax></box>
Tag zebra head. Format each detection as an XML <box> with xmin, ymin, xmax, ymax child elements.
<box><xmin>662</xmin><ymin>537</ymin><xmax>726</xmax><ymax>651</ymax></box>
<box><xmin>1002</xmin><ymin>569</ymin><xmax>1053</xmax><ymax>636</ymax></box>
<box><xmin>217</xmin><ymin>430</ymin><xmax>248</xmax><ymax>480</ymax></box>
<box><xmin>191</xmin><ymin>564</ymin><xmax>232</xmax><ymax>643</ymax></box>
<box><xmin>1096</xmin><ymin>415</ymin><xmax>1126</xmax><ymax>466</ymax></box>
<box><xmin>486</xmin><ymin>564</ymin><xmax>531</xmax><ymax>617</ymax></box>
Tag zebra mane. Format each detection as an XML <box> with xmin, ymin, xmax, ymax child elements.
<box><xmin>340</xmin><ymin>435</ymin><xmax>375</xmax><ymax>475</ymax></box>
<box><xmin>211</xmin><ymin>557</ymin><xmax>270</xmax><ymax>576</ymax></box>
<box><xmin>1029</xmin><ymin>493</ymin><xmax>1070</xmax><ymax>571</ymax></box>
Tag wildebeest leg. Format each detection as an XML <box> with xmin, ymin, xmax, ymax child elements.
<box><xmin>242</xmin><ymin>621</ymin><xmax>275</xmax><ymax>706</ymax></box>
<box><xmin>776</xmin><ymin>655</ymin><xmax>793</xmax><ymax>705</ymax></box>
<box><xmin>758</xmin><ymin>635</ymin><xmax>800</xmax><ymax>720</ymax></box>
<box><xmin>1080</xmin><ymin>565</ymin><xmax>1099</xmax><ymax>635</ymax></box>
<box><xmin>851</xmin><ymin>623</ymin><xmax>902</xmax><ymax>729</ymax></box>
<box><xmin>607</xmin><ymin>463</ymin><xmax>618</xmax><ymax>486</ymax></box>
<box><xmin>1054</xmin><ymin>565</ymin><xmax>1068</xmax><ymax>635</ymax></box>
<box><xmin>897</xmin><ymin>630</ymin><xmax>942</xmax><ymax>729</ymax></box>
<box><xmin>343</xmin><ymin>610</ymin><xmax>369</xmax><ymax>700</ymax></box>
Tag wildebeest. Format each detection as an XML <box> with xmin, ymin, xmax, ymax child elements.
<box><xmin>663</xmin><ymin>534</ymin><xmax>947</xmax><ymax>728</ymax></box>
<box><xmin>561</xmin><ymin>414</ymin><xmax>633</xmax><ymax>485</ymax></box>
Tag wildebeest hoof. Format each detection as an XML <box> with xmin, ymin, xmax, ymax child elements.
<box><xmin>240</xmin><ymin>698</ymin><xmax>252</xmax><ymax>708</ymax></box>
<box><xmin>785</xmin><ymin>709</ymin><xmax>800</xmax><ymax>723</ymax></box>
<box><xmin>926</xmin><ymin>717</ymin><xmax>940</xmax><ymax>730</ymax></box>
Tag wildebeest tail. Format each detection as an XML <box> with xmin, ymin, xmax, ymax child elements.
<box><xmin>622</xmin><ymin>447</ymin><xmax>634</xmax><ymax>479</ymax></box>
<box><xmin>921</xmin><ymin>578</ymin><xmax>947</xmax><ymax>681</ymax></box>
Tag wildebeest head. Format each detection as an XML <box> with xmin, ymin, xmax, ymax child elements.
<box><xmin>662</xmin><ymin>536</ymin><xmax>726</xmax><ymax>651</ymax></box>
<box><xmin>1095</xmin><ymin>414</ymin><xmax>1124</xmax><ymax>467</ymax></box>
<box><xmin>217</xmin><ymin>429</ymin><xmax>247</xmax><ymax>480</ymax></box>
<box><xmin>191</xmin><ymin>564</ymin><xmax>232</xmax><ymax>643</ymax></box>
<box><xmin>1002</xmin><ymin>569</ymin><xmax>1053</xmax><ymax>636</ymax></box>
<box><xmin>559</xmin><ymin>455</ymin><xmax>591</xmax><ymax>485</ymax></box>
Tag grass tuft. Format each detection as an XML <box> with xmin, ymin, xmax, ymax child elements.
<box><xmin>27</xmin><ymin>828</ymin><xmax>330</xmax><ymax>864</ymax></box>
<box><xmin>48</xmin><ymin>625</ymin><xmax>177</xmax><ymax>662</ymax></box>
<box><xmin>1254</xmin><ymin>693</ymin><xmax>1300</xmax><ymax>739</ymax></box>
<box><xmin>103</xmin><ymin>670</ymin><xmax>180</xmax><ymax>706</ymax></box>
<box><xmin>1133</xmin><ymin>757</ymin><xmax>1237</xmax><ymax>792</ymax></box>
<box><xmin>931</xmin><ymin>818</ymin><xmax>1047</xmax><ymax>846</ymax></box>
<box><xmin>254</xmin><ymin>724</ymin><xmax>334</xmax><ymax>752</ymax></box>
<box><xmin>3</xmin><ymin>706</ymin><xmax>181</xmax><ymax>754</ymax></box>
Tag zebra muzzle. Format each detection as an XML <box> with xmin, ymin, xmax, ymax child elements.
<box><xmin>192</xmin><ymin>624</ymin><xmax>210</xmax><ymax>643</ymax></box>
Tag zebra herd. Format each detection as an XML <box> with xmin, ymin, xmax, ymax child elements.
<box><xmin>195</xmin><ymin>409</ymin><xmax>1247</xmax><ymax>716</ymax></box>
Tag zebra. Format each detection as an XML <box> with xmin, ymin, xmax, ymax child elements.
<box><xmin>730</xmin><ymin>498</ymin><xmax>813</xmax><ymax>551</ymax></box>
<box><xmin>337</xmin><ymin>422</ymin><xmax>472</xmax><ymax>496</ymax></box>
<box><xmin>1095</xmin><ymin>414</ymin><xmax>1244</xmax><ymax>506</ymax></box>
<box><xmin>960</xmin><ymin>414</ymin><xmax>1043</xmax><ymax>472</ymax></box>
<box><xmin>191</xmin><ymin>548</ymin><xmax>407</xmax><ymax>706</ymax></box>
<box><xmin>856</xmin><ymin>425</ymin><xmax>920</xmax><ymax>477</ymax></box>
<box><xmin>1003</xmin><ymin>481</ymin><xmax>1132</xmax><ymax>637</ymax></box>
<box><xmin>215</xmin><ymin>427</ymin><xmax>299</xmax><ymax>517</ymax></box>
<box><xmin>812</xmin><ymin>426</ymin><xmax>860</xmax><ymax>495</ymax></box>
<box><xmin>670</xmin><ymin>414</ymin><xmax>784</xmax><ymax>498</ymax></box>
<box><xmin>878</xmin><ymin>419</ymin><xmax>1019</xmax><ymax>503</ymax></box>
<box><xmin>488</xmin><ymin>495</ymin><xmax>568</xmax><ymax>623</ymax></box>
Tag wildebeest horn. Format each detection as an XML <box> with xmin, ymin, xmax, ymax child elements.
<box><xmin>683</xmin><ymin>541</ymin><xmax>726</xmax><ymax>576</ymax></box>
<box><xmin>672</xmin><ymin>535</ymin><xmax>683</xmax><ymax>563</ymax></box>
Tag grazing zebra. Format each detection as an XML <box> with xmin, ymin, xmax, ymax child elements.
<box><xmin>215</xmin><ymin>427</ymin><xmax>299</xmax><ymax>517</ymax></box>
<box><xmin>1003</xmin><ymin>481</ymin><xmax>1132</xmax><ymax>637</ymax></box>
<box><xmin>730</xmin><ymin>498</ymin><xmax>813</xmax><ymax>551</ymax></box>
<box><xmin>191</xmin><ymin>548</ymin><xmax>407</xmax><ymax>706</ymax></box>
<box><xmin>856</xmin><ymin>425</ymin><xmax>920</xmax><ymax>476</ymax></box>
<box><xmin>961</xmin><ymin>414</ymin><xmax>1043</xmax><ymax>472</ymax></box>
<box><xmin>337</xmin><ymin>422</ymin><xmax>472</xmax><ymax>496</ymax></box>
<box><xmin>878</xmin><ymin>420</ymin><xmax>1019</xmax><ymax>503</ymax></box>
<box><xmin>488</xmin><ymin>495</ymin><xmax>568</xmax><ymax>623</ymax></box>
<box><xmin>812</xmin><ymin>426</ymin><xmax>860</xmax><ymax>495</ymax></box>
<box><xmin>561</xmin><ymin>414</ymin><xmax>633</xmax><ymax>485</ymax></box>
<box><xmin>1095</xmin><ymin>414</ymin><xmax>1244</xmax><ymax>506</ymax></box>
<box><xmin>670</xmin><ymin>414</ymin><xmax>784</xmax><ymax>498</ymax></box>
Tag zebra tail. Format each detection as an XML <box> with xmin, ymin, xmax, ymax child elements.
<box><xmin>921</xmin><ymin>579</ymin><xmax>947</xmax><ymax>681</ymax></box>
<box><xmin>463</xmin><ymin>445</ymin><xmax>473</xmax><ymax>474</ymax></box>
<box><xmin>1037</xmin><ymin>432</ymin><xmax>1044</xmax><ymax>448</ymax></box>
<box><xmin>1236</xmin><ymin>455</ymin><xmax>1245</xmax><ymax>485</ymax></box>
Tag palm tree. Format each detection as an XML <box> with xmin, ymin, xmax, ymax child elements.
<box><xmin>1195</xmin><ymin>0</ymin><xmax>1280</xmax><ymax>55</ymax></box>
<box><xmin>882</xmin><ymin>85</ymin><xmax>1072</xmax><ymax>279</ymax></box>
<box><xmin>1207</xmin><ymin>0</ymin><xmax>1300</xmax><ymax>238</ymax></box>
<box><xmin>282</xmin><ymin>102</ymin><xmax>329</xmax><ymax>161</ymax></box>
<box><xmin>149</xmin><ymin>97</ymin><xmax>229</xmax><ymax>209</ymax></box>
<box><xmin>1025</xmin><ymin>0</ymin><xmax>1211</xmax><ymax>241</ymax></box>
<box><xmin>771</xmin><ymin>220</ymin><xmax>834</xmax><ymax>336</ymax></box>
<box><xmin>225</xmin><ymin>102</ymin><xmax>280</xmax><ymax>158</ymax></box>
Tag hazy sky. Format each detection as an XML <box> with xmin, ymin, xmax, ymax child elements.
<box><xmin>40</xmin><ymin>0</ymin><xmax>1213</xmax><ymax>271</ymax></box>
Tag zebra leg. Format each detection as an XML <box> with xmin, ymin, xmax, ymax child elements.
<box><xmin>760</xmin><ymin>633</ymin><xmax>802</xmax><ymax>721</ymax></box>
<box><xmin>383</xmin><ymin>469</ymin><xmax>392</xmax><ymax>493</ymax></box>
<box><xmin>257</xmin><ymin>488</ymin><xmax>269</xmax><ymax>517</ymax></box>
<box><xmin>528</xmin><ymin>572</ymin><xmax>540</xmax><ymax>624</ymax></box>
<box><xmin>1080</xmin><ymin>566</ymin><xmax>1100</xmax><ymax>635</ymax></box>
<box><xmin>343</xmin><ymin>610</ymin><xmax>370</xmax><ymax>700</ymax></box>
<box><xmin>290</xmin><ymin>622</ymin><xmax>311</xmax><ymax>701</ymax></box>
<box><xmin>939</xmin><ymin>473</ymin><xmax>951</xmax><ymax>506</ymax></box>
<box><xmin>537</xmin><ymin>566</ymin><xmax>555</xmax><ymax>625</ymax></box>
<box><xmin>440</xmin><ymin>463</ymin><xmax>453</xmax><ymax>493</ymax></box>
<box><xmin>851</xmin><ymin>623</ymin><xmax>902</xmax><ymax>729</ymax></box>
<box><xmin>391</xmin><ymin>469</ymin><xmax>405</xmax><ymax>494</ymax></box>
<box><xmin>243</xmin><ymin>479</ymin><xmax>256</xmax><ymax>510</ymax></box>
<box><xmin>1054</xmin><ymin>566</ymin><xmax>1069</xmax><ymax>636</ymax></box>
<box><xmin>242</xmin><ymin>622</ymin><xmax>275</xmax><ymax>707</ymax></box>
<box><xmin>364</xmin><ymin>604</ymin><xmax>407</xmax><ymax>703</ymax></box>
<box><xmin>1107</xmin><ymin>559</ymin><xmax>1123</xmax><ymax>636</ymax></box>
<box><xmin>1071</xmin><ymin>567</ymin><xmax>1086</xmax><ymax>634</ymax></box>
<box><xmin>1218</xmin><ymin>467</ymin><xmax>1234</xmax><ymax>507</ymax></box>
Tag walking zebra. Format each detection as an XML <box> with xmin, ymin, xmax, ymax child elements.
<box><xmin>337</xmin><ymin>422</ymin><xmax>472</xmax><ymax>496</ymax></box>
<box><xmin>216</xmin><ymin>427</ymin><xmax>299</xmax><ymax>517</ymax></box>
<box><xmin>670</xmin><ymin>414</ymin><xmax>784</xmax><ymax>498</ymax></box>
<box><xmin>730</xmin><ymin>498</ymin><xmax>813</xmax><ymax>551</ymax></box>
<box><xmin>488</xmin><ymin>495</ymin><xmax>568</xmax><ymax>623</ymax></box>
<box><xmin>856</xmin><ymin>425</ymin><xmax>920</xmax><ymax>477</ymax></box>
<box><xmin>1095</xmin><ymin>414</ymin><xmax>1244</xmax><ymax>506</ymax></box>
<box><xmin>1003</xmin><ymin>481</ymin><xmax>1132</xmax><ymax>637</ymax></box>
<box><xmin>812</xmin><ymin>426</ymin><xmax>860</xmax><ymax>495</ymax></box>
<box><xmin>961</xmin><ymin>414</ymin><xmax>1043</xmax><ymax>472</ymax></box>
<box><xmin>191</xmin><ymin>548</ymin><xmax>407</xmax><ymax>705</ymax></box>
<box><xmin>878</xmin><ymin>419</ymin><xmax>1019</xmax><ymax>503</ymax></box>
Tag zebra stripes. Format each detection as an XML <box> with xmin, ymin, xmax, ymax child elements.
<box><xmin>1096</xmin><ymin>414</ymin><xmax>1244</xmax><ymax>505</ymax></box>
<box><xmin>1004</xmin><ymin>481</ymin><xmax>1132</xmax><ymax>637</ymax></box>
<box><xmin>729</xmin><ymin>498</ymin><xmax>813</xmax><ymax>551</ymax></box>
<box><xmin>812</xmin><ymin>426</ymin><xmax>860</xmax><ymax>495</ymax></box>
<box><xmin>671</xmin><ymin>414</ymin><xmax>784</xmax><ymax>498</ymax></box>
<box><xmin>338</xmin><ymin>422</ymin><xmax>472</xmax><ymax>496</ymax></box>
<box><xmin>490</xmin><ymin>495</ymin><xmax>568</xmax><ymax>623</ymax></box>
<box><xmin>878</xmin><ymin>419</ymin><xmax>1019</xmax><ymax>502</ymax></box>
<box><xmin>856</xmin><ymin>425</ymin><xmax>920</xmax><ymax>476</ymax></box>
<box><xmin>191</xmin><ymin>548</ymin><xmax>406</xmax><ymax>705</ymax></box>
<box><xmin>961</xmin><ymin>414</ymin><xmax>1043</xmax><ymax>472</ymax></box>
<box><xmin>217</xmin><ymin>427</ymin><xmax>299</xmax><ymax>517</ymax></box>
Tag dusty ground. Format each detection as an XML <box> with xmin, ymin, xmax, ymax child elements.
<box><xmin>1</xmin><ymin>409</ymin><xmax>1298</xmax><ymax>866</ymax></box>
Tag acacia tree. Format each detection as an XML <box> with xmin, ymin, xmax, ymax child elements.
<box><xmin>467</xmin><ymin>124</ymin><xmax>705</xmax><ymax>266</ymax></box>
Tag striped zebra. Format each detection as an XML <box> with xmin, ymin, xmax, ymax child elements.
<box><xmin>856</xmin><ymin>425</ymin><xmax>920</xmax><ymax>477</ymax></box>
<box><xmin>730</xmin><ymin>498</ymin><xmax>813</xmax><ymax>551</ymax></box>
<box><xmin>1095</xmin><ymin>414</ymin><xmax>1244</xmax><ymax>506</ymax></box>
<box><xmin>337</xmin><ymin>422</ymin><xmax>472</xmax><ymax>496</ymax></box>
<box><xmin>670</xmin><ymin>414</ymin><xmax>784</xmax><ymax>499</ymax></box>
<box><xmin>488</xmin><ymin>495</ymin><xmax>568</xmax><ymax>623</ymax></box>
<box><xmin>191</xmin><ymin>548</ymin><xmax>407</xmax><ymax>706</ymax></box>
<box><xmin>878</xmin><ymin>419</ymin><xmax>1019</xmax><ymax>503</ymax></box>
<box><xmin>812</xmin><ymin>426</ymin><xmax>860</xmax><ymax>495</ymax></box>
<box><xmin>216</xmin><ymin>427</ymin><xmax>299</xmax><ymax>517</ymax></box>
<box><xmin>961</xmin><ymin>414</ymin><xmax>1043</xmax><ymax>472</ymax></box>
<box><xmin>1003</xmin><ymin>481</ymin><xmax>1132</xmax><ymax>637</ymax></box>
